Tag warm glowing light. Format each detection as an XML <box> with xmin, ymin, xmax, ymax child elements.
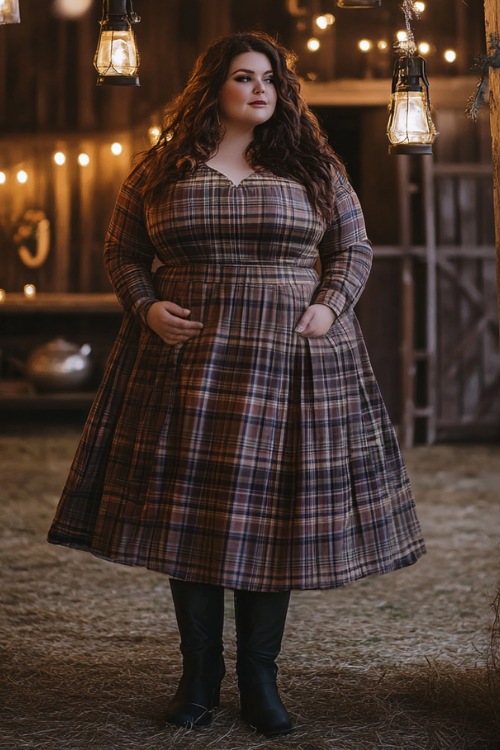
<box><xmin>111</xmin><ymin>142</ymin><xmax>123</xmax><ymax>155</ymax></box>
<box><xmin>24</xmin><ymin>284</ymin><xmax>37</xmax><ymax>299</ymax></box>
<box><xmin>358</xmin><ymin>39</ymin><xmax>373</xmax><ymax>53</ymax></box>
<box><xmin>306</xmin><ymin>37</ymin><xmax>321</xmax><ymax>52</ymax></box>
<box><xmin>0</xmin><ymin>0</ymin><xmax>20</xmax><ymax>24</ymax></box>
<box><xmin>148</xmin><ymin>126</ymin><xmax>161</xmax><ymax>145</ymax></box>
<box><xmin>52</xmin><ymin>0</ymin><xmax>92</xmax><ymax>18</ymax></box>
<box><xmin>53</xmin><ymin>151</ymin><xmax>66</xmax><ymax>165</ymax></box>
<box><xmin>0</xmin><ymin>289</ymin><xmax>6</xmax><ymax>303</ymax></box>
<box><xmin>95</xmin><ymin>31</ymin><xmax>140</xmax><ymax>81</ymax></box>
<box><xmin>444</xmin><ymin>49</ymin><xmax>457</xmax><ymax>63</ymax></box>
<box><xmin>78</xmin><ymin>153</ymin><xmax>90</xmax><ymax>166</ymax></box>
<box><xmin>17</xmin><ymin>170</ymin><xmax>28</xmax><ymax>184</ymax></box>
<box><xmin>377</xmin><ymin>40</ymin><xmax>388</xmax><ymax>51</ymax></box>
<box><xmin>314</xmin><ymin>13</ymin><xmax>335</xmax><ymax>29</ymax></box>
<box><xmin>0</xmin><ymin>171</ymin><xmax>6</xmax><ymax>184</ymax></box>
<box><xmin>387</xmin><ymin>55</ymin><xmax>438</xmax><ymax>155</ymax></box>
<box><xmin>396</xmin><ymin>30</ymin><xmax>408</xmax><ymax>43</ymax></box>
<box><xmin>418</xmin><ymin>42</ymin><xmax>431</xmax><ymax>55</ymax></box>
<box><xmin>413</xmin><ymin>1</ymin><xmax>425</xmax><ymax>12</ymax></box>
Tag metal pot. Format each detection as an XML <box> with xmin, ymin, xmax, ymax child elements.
<box><xmin>26</xmin><ymin>337</ymin><xmax>93</xmax><ymax>392</ymax></box>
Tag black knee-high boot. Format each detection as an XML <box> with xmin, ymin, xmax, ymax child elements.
<box><xmin>166</xmin><ymin>579</ymin><xmax>225</xmax><ymax>728</ymax></box>
<box><xmin>234</xmin><ymin>589</ymin><xmax>293</xmax><ymax>737</ymax></box>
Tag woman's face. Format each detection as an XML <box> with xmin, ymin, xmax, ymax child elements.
<box><xmin>218</xmin><ymin>51</ymin><xmax>277</xmax><ymax>132</ymax></box>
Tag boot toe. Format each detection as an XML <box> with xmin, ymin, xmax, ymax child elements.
<box><xmin>165</xmin><ymin>701</ymin><xmax>213</xmax><ymax>729</ymax></box>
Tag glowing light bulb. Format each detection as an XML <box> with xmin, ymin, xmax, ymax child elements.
<box><xmin>377</xmin><ymin>40</ymin><xmax>388</xmax><ymax>51</ymax></box>
<box><xmin>111</xmin><ymin>142</ymin><xmax>123</xmax><ymax>155</ymax></box>
<box><xmin>24</xmin><ymin>284</ymin><xmax>37</xmax><ymax>299</ymax></box>
<box><xmin>0</xmin><ymin>0</ymin><xmax>20</xmax><ymax>24</ymax></box>
<box><xmin>52</xmin><ymin>0</ymin><xmax>93</xmax><ymax>18</ymax></box>
<box><xmin>306</xmin><ymin>37</ymin><xmax>321</xmax><ymax>52</ymax></box>
<box><xmin>413</xmin><ymin>1</ymin><xmax>425</xmax><ymax>12</ymax></box>
<box><xmin>0</xmin><ymin>171</ymin><xmax>6</xmax><ymax>184</ymax></box>
<box><xmin>358</xmin><ymin>39</ymin><xmax>373</xmax><ymax>52</ymax></box>
<box><xmin>78</xmin><ymin>153</ymin><xmax>90</xmax><ymax>167</ymax></box>
<box><xmin>314</xmin><ymin>14</ymin><xmax>334</xmax><ymax>30</ymax></box>
<box><xmin>418</xmin><ymin>42</ymin><xmax>431</xmax><ymax>55</ymax></box>
<box><xmin>148</xmin><ymin>126</ymin><xmax>161</xmax><ymax>145</ymax></box>
<box><xmin>444</xmin><ymin>49</ymin><xmax>457</xmax><ymax>63</ymax></box>
<box><xmin>387</xmin><ymin>55</ymin><xmax>438</xmax><ymax>155</ymax></box>
<box><xmin>53</xmin><ymin>151</ymin><xmax>66</xmax><ymax>165</ymax></box>
<box><xmin>17</xmin><ymin>170</ymin><xmax>28</xmax><ymax>184</ymax></box>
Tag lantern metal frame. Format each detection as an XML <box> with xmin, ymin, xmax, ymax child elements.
<box><xmin>94</xmin><ymin>0</ymin><xmax>141</xmax><ymax>87</ymax></box>
<box><xmin>386</xmin><ymin>54</ymin><xmax>438</xmax><ymax>155</ymax></box>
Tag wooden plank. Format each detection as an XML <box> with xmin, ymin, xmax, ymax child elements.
<box><xmin>0</xmin><ymin>293</ymin><xmax>120</xmax><ymax>313</ymax></box>
<box><xmin>397</xmin><ymin>156</ymin><xmax>415</xmax><ymax>449</ymax></box>
<box><xmin>483</xmin><ymin>0</ymin><xmax>500</xmax><ymax>342</ymax></box>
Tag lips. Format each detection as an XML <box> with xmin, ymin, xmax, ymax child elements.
<box><xmin>249</xmin><ymin>100</ymin><xmax>267</xmax><ymax>105</ymax></box>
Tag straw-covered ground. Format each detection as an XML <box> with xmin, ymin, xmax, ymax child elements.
<box><xmin>1</xmin><ymin>422</ymin><xmax>500</xmax><ymax>750</ymax></box>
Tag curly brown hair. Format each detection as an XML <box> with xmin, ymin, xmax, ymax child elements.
<box><xmin>140</xmin><ymin>31</ymin><xmax>346</xmax><ymax>221</ymax></box>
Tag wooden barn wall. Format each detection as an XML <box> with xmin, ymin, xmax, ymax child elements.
<box><xmin>355</xmin><ymin>106</ymin><xmax>498</xmax><ymax>440</ymax></box>
<box><xmin>0</xmin><ymin>131</ymin><xmax>138</xmax><ymax>293</ymax></box>
<box><xmin>432</xmin><ymin>112</ymin><xmax>498</xmax><ymax>439</ymax></box>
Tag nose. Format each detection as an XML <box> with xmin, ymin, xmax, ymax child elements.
<box><xmin>253</xmin><ymin>79</ymin><xmax>265</xmax><ymax>93</ymax></box>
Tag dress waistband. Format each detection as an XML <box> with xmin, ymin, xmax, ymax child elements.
<box><xmin>154</xmin><ymin>263</ymin><xmax>319</xmax><ymax>285</ymax></box>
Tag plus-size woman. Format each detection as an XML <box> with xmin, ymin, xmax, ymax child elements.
<box><xmin>48</xmin><ymin>31</ymin><xmax>425</xmax><ymax>738</ymax></box>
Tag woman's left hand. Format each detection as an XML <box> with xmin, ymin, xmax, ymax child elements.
<box><xmin>295</xmin><ymin>303</ymin><xmax>336</xmax><ymax>338</ymax></box>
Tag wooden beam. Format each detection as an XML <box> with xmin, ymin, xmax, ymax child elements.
<box><xmin>483</xmin><ymin>0</ymin><xmax>500</xmax><ymax>337</ymax></box>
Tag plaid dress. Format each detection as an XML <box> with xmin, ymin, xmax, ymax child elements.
<box><xmin>48</xmin><ymin>163</ymin><xmax>426</xmax><ymax>591</ymax></box>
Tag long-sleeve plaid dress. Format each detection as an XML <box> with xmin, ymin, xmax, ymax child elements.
<box><xmin>47</xmin><ymin>162</ymin><xmax>426</xmax><ymax>591</ymax></box>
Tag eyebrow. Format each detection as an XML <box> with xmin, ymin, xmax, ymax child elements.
<box><xmin>230</xmin><ymin>68</ymin><xmax>273</xmax><ymax>75</ymax></box>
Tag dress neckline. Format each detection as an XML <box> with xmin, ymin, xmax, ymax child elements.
<box><xmin>201</xmin><ymin>162</ymin><xmax>260</xmax><ymax>187</ymax></box>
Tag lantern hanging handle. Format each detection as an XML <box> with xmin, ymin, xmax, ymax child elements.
<box><xmin>127</xmin><ymin>0</ymin><xmax>141</xmax><ymax>24</ymax></box>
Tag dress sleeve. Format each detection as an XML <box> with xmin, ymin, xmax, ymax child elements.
<box><xmin>104</xmin><ymin>163</ymin><xmax>158</xmax><ymax>325</ymax></box>
<box><xmin>313</xmin><ymin>170</ymin><xmax>373</xmax><ymax>318</ymax></box>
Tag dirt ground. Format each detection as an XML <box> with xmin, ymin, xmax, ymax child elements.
<box><xmin>1</xmin><ymin>423</ymin><xmax>499</xmax><ymax>749</ymax></box>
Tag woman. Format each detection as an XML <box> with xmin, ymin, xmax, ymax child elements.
<box><xmin>48</xmin><ymin>31</ymin><xmax>426</xmax><ymax>738</ymax></box>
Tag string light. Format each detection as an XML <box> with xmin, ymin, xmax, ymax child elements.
<box><xmin>111</xmin><ymin>142</ymin><xmax>123</xmax><ymax>155</ymax></box>
<box><xmin>314</xmin><ymin>14</ymin><xmax>335</xmax><ymax>30</ymax></box>
<box><xmin>444</xmin><ymin>49</ymin><xmax>457</xmax><ymax>63</ymax></box>
<box><xmin>77</xmin><ymin>153</ymin><xmax>90</xmax><ymax>167</ymax></box>
<box><xmin>358</xmin><ymin>39</ymin><xmax>373</xmax><ymax>52</ymax></box>
<box><xmin>306</xmin><ymin>37</ymin><xmax>321</xmax><ymax>52</ymax></box>
<box><xmin>16</xmin><ymin>170</ymin><xmax>28</xmax><ymax>184</ymax></box>
<box><xmin>418</xmin><ymin>42</ymin><xmax>431</xmax><ymax>56</ymax></box>
<box><xmin>53</xmin><ymin>152</ymin><xmax>66</xmax><ymax>165</ymax></box>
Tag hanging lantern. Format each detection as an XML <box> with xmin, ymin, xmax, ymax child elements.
<box><xmin>94</xmin><ymin>0</ymin><xmax>140</xmax><ymax>86</ymax></box>
<box><xmin>336</xmin><ymin>1</ymin><xmax>381</xmax><ymax>7</ymax></box>
<box><xmin>0</xmin><ymin>0</ymin><xmax>20</xmax><ymax>24</ymax></box>
<box><xmin>386</xmin><ymin>54</ymin><xmax>437</xmax><ymax>155</ymax></box>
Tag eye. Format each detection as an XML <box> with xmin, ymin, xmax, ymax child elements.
<box><xmin>264</xmin><ymin>77</ymin><xmax>274</xmax><ymax>84</ymax></box>
<box><xmin>234</xmin><ymin>75</ymin><xmax>251</xmax><ymax>82</ymax></box>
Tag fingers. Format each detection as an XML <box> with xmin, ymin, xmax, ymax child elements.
<box><xmin>147</xmin><ymin>301</ymin><xmax>203</xmax><ymax>345</ymax></box>
<box><xmin>295</xmin><ymin>304</ymin><xmax>335</xmax><ymax>338</ymax></box>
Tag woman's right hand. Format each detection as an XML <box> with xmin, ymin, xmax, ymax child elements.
<box><xmin>146</xmin><ymin>300</ymin><xmax>203</xmax><ymax>345</ymax></box>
